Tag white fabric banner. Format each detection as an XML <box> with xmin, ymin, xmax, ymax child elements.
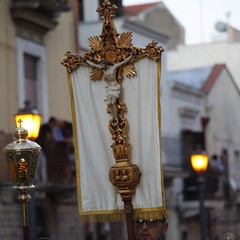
<box><xmin>69</xmin><ymin>57</ymin><xmax>166</xmax><ymax>221</ymax></box>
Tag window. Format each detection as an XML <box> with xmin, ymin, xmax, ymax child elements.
<box><xmin>17</xmin><ymin>37</ymin><xmax>49</xmax><ymax>120</ymax></box>
<box><xmin>24</xmin><ymin>53</ymin><xmax>39</xmax><ymax>107</ymax></box>
<box><xmin>78</xmin><ymin>0</ymin><xmax>84</xmax><ymax>21</ymax></box>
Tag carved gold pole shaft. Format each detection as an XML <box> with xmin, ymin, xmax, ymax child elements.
<box><xmin>108</xmin><ymin>101</ymin><xmax>141</xmax><ymax>240</ymax></box>
<box><xmin>124</xmin><ymin>198</ymin><xmax>136</xmax><ymax>240</ymax></box>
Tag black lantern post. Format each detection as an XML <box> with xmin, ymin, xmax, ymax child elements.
<box><xmin>191</xmin><ymin>151</ymin><xmax>209</xmax><ymax>240</ymax></box>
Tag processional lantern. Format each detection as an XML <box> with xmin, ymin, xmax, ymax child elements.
<box><xmin>62</xmin><ymin>0</ymin><xmax>166</xmax><ymax>239</ymax></box>
<box><xmin>4</xmin><ymin>120</ymin><xmax>41</xmax><ymax>240</ymax></box>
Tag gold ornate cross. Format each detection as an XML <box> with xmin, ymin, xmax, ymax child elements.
<box><xmin>62</xmin><ymin>1</ymin><xmax>163</xmax><ymax>238</ymax></box>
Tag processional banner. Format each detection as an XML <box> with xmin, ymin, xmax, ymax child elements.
<box><xmin>62</xmin><ymin>0</ymin><xmax>167</xmax><ymax>222</ymax></box>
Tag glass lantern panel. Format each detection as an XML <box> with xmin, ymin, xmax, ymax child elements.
<box><xmin>15</xmin><ymin>114</ymin><xmax>41</xmax><ymax>139</ymax></box>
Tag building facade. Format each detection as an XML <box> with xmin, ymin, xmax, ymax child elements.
<box><xmin>0</xmin><ymin>1</ymin><xmax>86</xmax><ymax>239</ymax></box>
<box><xmin>0</xmin><ymin>0</ymin><xmax>75</xmax><ymax>134</ymax></box>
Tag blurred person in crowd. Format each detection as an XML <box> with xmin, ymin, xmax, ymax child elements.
<box><xmin>207</xmin><ymin>154</ymin><xmax>226</xmax><ymax>197</ymax></box>
<box><xmin>134</xmin><ymin>218</ymin><xmax>168</xmax><ymax>240</ymax></box>
<box><xmin>37</xmin><ymin>117</ymin><xmax>56</xmax><ymax>151</ymax></box>
<box><xmin>51</xmin><ymin>118</ymin><xmax>65</xmax><ymax>142</ymax></box>
<box><xmin>35</xmin><ymin>117</ymin><xmax>57</xmax><ymax>183</ymax></box>
<box><xmin>36</xmin><ymin>117</ymin><xmax>75</xmax><ymax>183</ymax></box>
<box><xmin>221</xmin><ymin>150</ymin><xmax>230</xmax><ymax>199</ymax></box>
<box><xmin>210</xmin><ymin>154</ymin><xmax>225</xmax><ymax>173</ymax></box>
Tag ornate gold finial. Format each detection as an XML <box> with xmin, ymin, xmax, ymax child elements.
<box><xmin>61</xmin><ymin>51</ymin><xmax>83</xmax><ymax>73</ymax></box>
<box><xmin>15</xmin><ymin>120</ymin><xmax>28</xmax><ymax>142</ymax></box>
<box><xmin>96</xmin><ymin>0</ymin><xmax>117</xmax><ymax>20</ymax></box>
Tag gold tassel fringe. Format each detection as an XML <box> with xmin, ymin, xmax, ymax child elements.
<box><xmin>79</xmin><ymin>209</ymin><xmax>168</xmax><ymax>223</ymax></box>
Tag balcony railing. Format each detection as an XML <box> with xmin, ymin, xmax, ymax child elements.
<box><xmin>184</xmin><ymin>173</ymin><xmax>226</xmax><ymax>201</ymax></box>
<box><xmin>162</xmin><ymin>135</ymin><xmax>182</xmax><ymax>168</ymax></box>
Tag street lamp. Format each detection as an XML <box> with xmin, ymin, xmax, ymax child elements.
<box><xmin>191</xmin><ymin>152</ymin><xmax>208</xmax><ymax>173</ymax></box>
<box><xmin>4</xmin><ymin>120</ymin><xmax>41</xmax><ymax>240</ymax></box>
<box><xmin>191</xmin><ymin>151</ymin><xmax>209</xmax><ymax>240</ymax></box>
<box><xmin>15</xmin><ymin>100</ymin><xmax>42</xmax><ymax>140</ymax></box>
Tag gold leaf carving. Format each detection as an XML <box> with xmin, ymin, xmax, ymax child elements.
<box><xmin>90</xmin><ymin>68</ymin><xmax>103</xmax><ymax>81</ymax></box>
<box><xmin>123</xmin><ymin>63</ymin><xmax>136</xmax><ymax>78</ymax></box>
<box><xmin>105</xmin><ymin>50</ymin><xmax>117</xmax><ymax>63</ymax></box>
<box><xmin>88</xmin><ymin>36</ymin><xmax>102</xmax><ymax>51</ymax></box>
<box><xmin>144</xmin><ymin>40</ymin><xmax>164</xmax><ymax>62</ymax></box>
<box><xmin>61</xmin><ymin>51</ymin><xmax>82</xmax><ymax>73</ymax></box>
<box><xmin>118</xmin><ymin>32</ymin><xmax>133</xmax><ymax>48</ymax></box>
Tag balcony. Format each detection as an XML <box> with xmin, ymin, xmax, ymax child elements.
<box><xmin>162</xmin><ymin>135</ymin><xmax>188</xmax><ymax>178</ymax></box>
<box><xmin>183</xmin><ymin>173</ymin><xmax>225</xmax><ymax>201</ymax></box>
<box><xmin>10</xmin><ymin>0</ymin><xmax>70</xmax><ymax>41</ymax></box>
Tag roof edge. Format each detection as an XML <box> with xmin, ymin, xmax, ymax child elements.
<box><xmin>203</xmin><ymin>64</ymin><xmax>225</xmax><ymax>93</ymax></box>
<box><xmin>123</xmin><ymin>19</ymin><xmax>169</xmax><ymax>44</ymax></box>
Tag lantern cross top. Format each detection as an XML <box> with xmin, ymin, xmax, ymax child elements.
<box><xmin>18</xmin><ymin>119</ymin><xmax>23</xmax><ymax>128</ymax></box>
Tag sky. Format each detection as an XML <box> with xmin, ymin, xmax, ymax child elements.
<box><xmin>122</xmin><ymin>0</ymin><xmax>240</xmax><ymax>45</ymax></box>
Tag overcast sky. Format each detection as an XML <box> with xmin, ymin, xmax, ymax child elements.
<box><xmin>122</xmin><ymin>0</ymin><xmax>240</xmax><ymax>45</ymax></box>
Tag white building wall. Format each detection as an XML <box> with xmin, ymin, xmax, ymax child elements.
<box><xmin>83</xmin><ymin>0</ymin><xmax>99</xmax><ymax>22</ymax></box>
<box><xmin>163</xmin><ymin>85</ymin><xmax>205</xmax><ymax>240</ymax></box>
<box><xmin>206</xmin><ymin>69</ymin><xmax>240</xmax><ymax>183</ymax></box>
<box><xmin>168</xmin><ymin>42</ymin><xmax>240</xmax><ymax>88</ymax></box>
<box><xmin>167</xmin><ymin>84</ymin><xmax>205</xmax><ymax>137</ymax></box>
<box><xmin>168</xmin><ymin>41</ymin><xmax>240</xmax><ymax>193</ymax></box>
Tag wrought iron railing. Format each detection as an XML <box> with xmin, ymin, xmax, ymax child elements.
<box><xmin>162</xmin><ymin>135</ymin><xmax>182</xmax><ymax>170</ymax></box>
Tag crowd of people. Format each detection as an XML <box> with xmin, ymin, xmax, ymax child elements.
<box><xmin>35</xmin><ymin>117</ymin><xmax>75</xmax><ymax>184</ymax></box>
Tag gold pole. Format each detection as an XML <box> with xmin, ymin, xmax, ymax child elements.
<box><xmin>124</xmin><ymin>199</ymin><xmax>136</xmax><ymax>240</ymax></box>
